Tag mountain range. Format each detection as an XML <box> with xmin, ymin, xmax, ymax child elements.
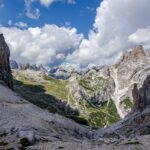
<box><xmin>0</xmin><ymin>34</ymin><xmax>150</xmax><ymax>150</ymax></box>
<box><xmin>11</xmin><ymin>44</ymin><xmax>150</xmax><ymax>127</ymax></box>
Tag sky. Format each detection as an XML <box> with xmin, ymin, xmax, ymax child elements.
<box><xmin>0</xmin><ymin>0</ymin><xmax>100</xmax><ymax>37</ymax></box>
<box><xmin>0</xmin><ymin>0</ymin><xmax>150</xmax><ymax>67</ymax></box>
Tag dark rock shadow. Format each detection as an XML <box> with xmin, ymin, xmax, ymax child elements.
<box><xmin>13</xmin><ymin>79</ymin><xmax>89</xmax><ymax>126</ymax></box>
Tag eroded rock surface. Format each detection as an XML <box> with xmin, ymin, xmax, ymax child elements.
<box><xmin>132</xmin><ymin>75</ymin><xmax>150</xmax><ymax>111</ymax></box>
<box><xmin>110</xmin><ymin>45</ymin><xmax>150</xmax><ymax>117</ymax></box>
<box><xmin>0</xmin><ymin>34</ymin><xmax>13</xmax><ymax>89</ymax></box>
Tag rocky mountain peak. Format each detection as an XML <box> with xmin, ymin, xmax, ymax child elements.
<box><xmin>131</xmin><ymin>45</ymin><xmax>146</xmax><ymax>59</ymax></box>
<box><xmin>0</xmin><ymin>33</ymin><xmax>13</xmax><ymax>89</ymax></box>
<box><xmin>116</xmin><ymin>45</ymin><xmax>146</xmax><ymax>67</ymax></box>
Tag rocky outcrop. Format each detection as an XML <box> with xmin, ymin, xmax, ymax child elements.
<box><xmin>49</xmin><ymin>64</ymin><xmax>80</xmax><ymax>80</ymax></box>
<box><xmin>0</xmin><ymin>34</ymin><xmax>13</xmax><ymax>89</ymax></box>
<box><xmin>68</xmin><ymin>68</ymin><xmax>115</xmax><ymax>106</ymax></box>
<box><xmin>116</xmin><ymin>45</ymin><xmax>146</xmax><ymax>66</ymax></box>
<box><xmin>132</xmin><ymin>75</ymin><xmax>150</xmax><ymax>111</ymax></box>
<box><xmin>93</xmin><ymin>75</ymin><xmax>150</xmax><ymax>149</ymax></box>
<box><xmin>18</xmin><ymin>63</ymin><xmax>47</xmax><ymax>73</ymax></box>
<box><xmin>110</xmin><ymin>45</ymin><xmax>150</xmax><ymax>117</ymax></box>
<box><xmin>22</xmin><ymin>75</ymin><xmax>150</xmax><ymax>149</ymax></box>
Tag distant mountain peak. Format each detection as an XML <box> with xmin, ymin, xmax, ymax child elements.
<box><xmin>116</xmin><ymin>45</ymin><xmax>146</xmax><ymax>68</ymax></box>
<box><xmin>124</xmin><ymin>45</ymin><xmax>146</xmax><ymax>61</ymax></box>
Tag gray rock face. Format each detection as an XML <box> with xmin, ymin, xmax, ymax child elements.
<box><xmin>132</xmin><ymin>75</ymin><xmax>150</xmax><ymax>111</ymax></box>
<box><xmin>49</xmin><ymin>64</ymin><xmax>80</xmax><ymax>80</ymax></box>
<box><xmin>66</xmin><ymin>45</ymin><xmax>150</xmax><ymax>119</ymax></box>
<box><xmin>68</xmin><ymin>66</ymin><xmax>115</xmax><ymax>106</ymax></box>
<box><xmin>18</xmin><ymin>63</ymin><xmax>47</xmax><ymax>72</ymax></box>
<box><xmin>0</xmin><ymin>84</ymin><xmax>92</xmax><ymax>149</ymax></box>
<box><xmin>110</xmin><ymin>45</ymin><xmax>150</xmax><ymax>117</ymax></box>
<box><xmin>0</xmin><ymin>34</ymin><xmax>13</xmax><ymax>89</ymax></box>
<box><xmin>0</xmin><ymin>75</ymin><xmax>150</xmax><ymax>150</ymax></box>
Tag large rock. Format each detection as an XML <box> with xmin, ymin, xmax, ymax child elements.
<box><xmin>0</xmin><ymin>34</ymin><xmax>13</xmax><ymax>89</ymax></box>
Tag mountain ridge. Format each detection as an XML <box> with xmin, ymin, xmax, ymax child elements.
<box><xmin>0</xmin><ymin>34</ymin><xmax>150</xmax><ymax>149</ymax></box>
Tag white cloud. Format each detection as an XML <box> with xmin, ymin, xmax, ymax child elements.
<box><xmin>86</xmin><ymin>6</ymin><xmax>94</xmax><ymax>12</ymax></box>
<box><xmin>23</xmin><ymin>0</ymin><xmax>76</xmax><ymax>19</ymax></box>
<box><xmin>8</xmin><ymin>20</ymin><xmax>13</xmax><ymax>26</ymax></box>
<box><xmin>14</xmin><ymin>22</ymin><xmax>28</xmax><ymax>28</ymax></box>
<box><xmin>39</xmin><ymin>0</ymin><xmax>76</xmax><ymax>6</ymax></box>
<box><xmin>69</xmin><ymin>0</ymin><xmax>150</xmax><ymax>66</ymax></box>
<box><xmin>8</xmin><ymin>20</ymin><xmax>28</xmax><ymax>29</ymax></box>
<box><xmin>0</xmin><ymin>25</ymin><xmax>83</xmax><ymax>66</ymax></box>
<box><xmin>65</xmin><ymin>21</ymin><xmax>71</xmax><ymax>27</ymax></box>
<box><xmin>67</xmin><ymin>0</ymin><xmax>76</xmax><ymax>5</ymax></box>
<box><xmin>40</xmin><ymin>0</ymin><xmax>59</xmax><ymax>7</ymax></box>
<box><xmin>128</xmin><ymin>27</ymin><xmax>150</xmax><ymax>49</ymax></box>
<box><xmin>0</xmin><ymin>3</ymin><xmax>4</xmax><ymax>8</ymax></box>
<box><xmin>24</xmin><ymin>0</ymin><xmax>40</xmax><ymax>20</ymax></box>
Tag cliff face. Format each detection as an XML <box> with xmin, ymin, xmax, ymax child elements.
<box><xmin>132</xmin><ymin>75</ymin><xmax>150</xmax><ymax>111</ymax></box>
<box><xmin>0</xmin><ymin>34</ymin><xmax>13</xmax><ymax>89</ymax></box>
<box><xmin>109</xmin><ymin>45</ymin><xmax>150</xmax><ymax>118</ymax></box>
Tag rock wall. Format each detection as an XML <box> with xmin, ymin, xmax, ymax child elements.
<box><xmin>0</xmin><ymin>34</ymin><xmax>13</xmax><ymax>89</ymax></box>
<box><xmin>132</xmin><ymin>75</ymin><xmax>150</xmax><ymax>111</ymax></box>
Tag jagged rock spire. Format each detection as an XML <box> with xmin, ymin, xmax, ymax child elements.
<box><xmin>0</xmin><ymin>34</ymin><xmax>13</xmax><ymax>89</ymax></box>
<box><xmin>132</xmin><ymin>75</ymin><xmax>150</xmax><ymax>111</ymax></box>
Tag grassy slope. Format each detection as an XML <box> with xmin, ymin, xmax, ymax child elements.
<box><xmin>120</xmin><ymin>97</ymin><xmax>133</xmax><ymax>110</ymax></box>
<box><xmin>13</xmin><ymin>71</ymin><xmax>120</xmax><ymax>128</ymax></box>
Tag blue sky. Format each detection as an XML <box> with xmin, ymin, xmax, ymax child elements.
<box><xmin>0</xmin><ymin>0</ymin><xmax>150</xmax><ymax>67</ymax></box>
<box><xmin>0</xmin><ymin>0</ymin><xmax>100</xmax><ymax>37</ymax></box>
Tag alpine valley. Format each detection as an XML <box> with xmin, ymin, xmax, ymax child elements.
<box><xmin>0</xmin><ymin>33</ymin><xmax>150</xmax><ymax>149</ymax></box>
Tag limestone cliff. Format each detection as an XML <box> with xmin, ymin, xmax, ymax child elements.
<box><xmin>132</xmin><ymin>75</ymin><xmax>150</xmax><ymax>111</ymax></box>
<box><xmin>0</xmin><ymin>34</ymin><xmax>13</xmax><ymax>89</ymax></box>
<box><xmin>110</xmin><ymin>45</ymin><xmax>150</xmax><ymax>117</ymax></box>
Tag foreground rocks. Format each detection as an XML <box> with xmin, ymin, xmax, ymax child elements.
<box><xmin>0</xmin><ymin>84</ymin><xmax>92</xmax><ymax>149</ymax></box>
<box><xmin>0</xmin><ymin>81</ymin><xmax>150</xmax><ymax>150</ymax></box>
<box><xmin>0</xmin><ymin>70</ymin><xmax>150</xmax><ymax>149</ymax></box>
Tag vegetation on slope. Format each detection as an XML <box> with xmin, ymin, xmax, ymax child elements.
<box><xmin>13</xmin><ymin>71</ymin><xmax>120</xmax><ymax>128</ymax></box>
<box><xmin>87</xmin><ymin>100</ymin><xmax>121</xmax><ymax>128</ymax></box>
<box><xmin>78</xmin><ymin>74</ymin><xmax>112</xmax><ymax>96</ymax></box>
<box><xmin>120</xmin><ymin>97</ymin><xmax>133</xmax><ymax>110</ymax></box>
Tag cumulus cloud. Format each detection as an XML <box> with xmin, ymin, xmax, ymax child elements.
<box><xmin>67</xmin><ymin>0</ymin><xmax>76</xmax><ymax>5</ymax></box>
<box><xmin>128</xmin><ymin>27</ymin><xmax>150</xmax><ymax>49</ymax></box>
<box><xmin>0</xmin><ymin>3</ymin><xmax>4</xmax><ymax>8</ymax></box>
<box><xmin>69</xmin><ymin>0</ymin><xmax>150</xmax><ymax>66</ymax></box>
<box><xmin>14</xmin><ymin>22</ymin><xmax>28</xmax><ymax>28</ymax></box>
<box><xmin>8</xmin><ymin>20</ymin><xmax>28</xmax><ymax>28</ymax></box>
<box><xmin>0</xmin><ymin>0</ymin><xmax>4</xmax><ymax>8</ymax></box>
<box><xmin>40</xmin><ymin>0</ymin><xmax>60</xmax><ymax>7</ymax></box>
<box><xmin>39</xmin><ymin>0</ymin><xmax>76</xmax><ymax>6</ymax></box>
<box><xmin>24</xmin><ymin>0</ymin><xmax>40</xmax><ymax>20</ymax></box>
<box><xmin>8</xmin><ymin>20</ymin><xmax>13</xmax><ymax>26</ymax></box>
<box><xmin>0</xmin><ymin>25</ymin><xmax>83</xmax><ymax>66</ymax></box>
